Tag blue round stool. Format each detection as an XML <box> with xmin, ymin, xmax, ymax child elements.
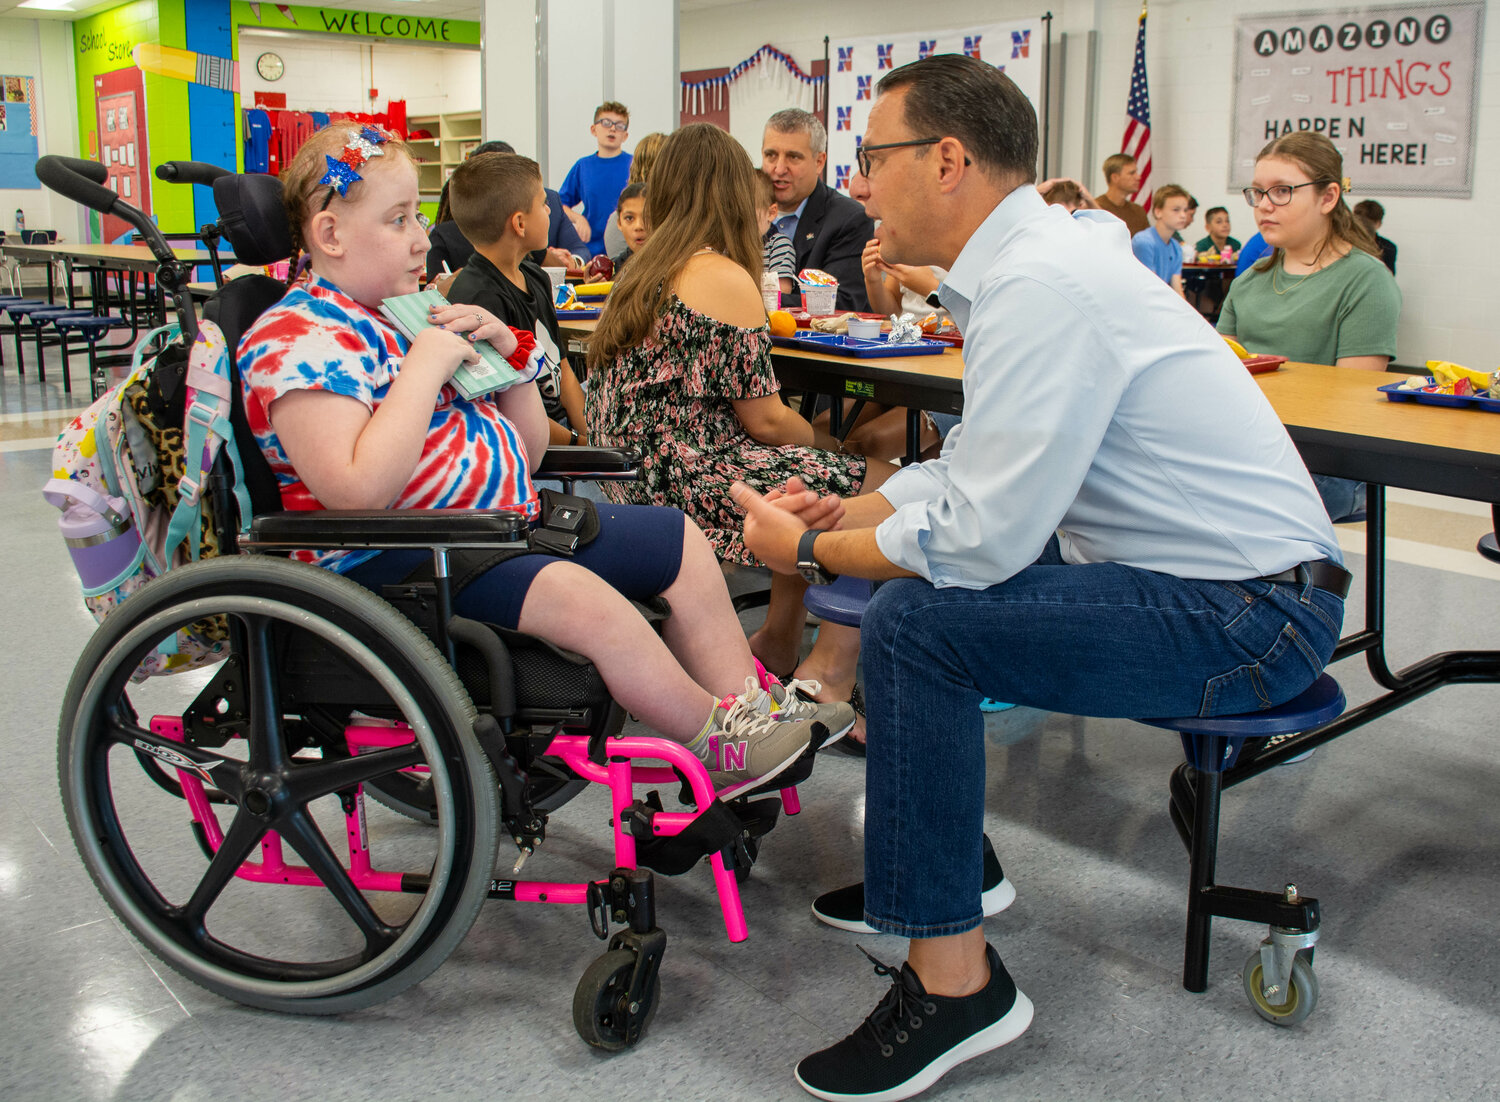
<box><xmin>801</xmin><ymin>573</ymin><xmax>872</xmax><ymax>627</ymax></box>
<box><xmin>3</xmin><ymin>300</ymin><xmax>60</xmax><ymax>376</ymax></box>
<box><xmin>1138</xmin><ymin>673</ymin><xmax>1345</xmax><ymax>1025</ymax></box>
<box><xmin>1479</xmin><ymin>532</ymin><xmax>1499</xmax><ymax>564</ymax></box>
<box><xmin>53</xmin><ymin>314</ymin><xmax>129</xmax><ymax>398</ymax></box>
<box><xmin>25</xmin><ymin>306</ymin><xmax>93</xmax><ymax>386</ymax></box>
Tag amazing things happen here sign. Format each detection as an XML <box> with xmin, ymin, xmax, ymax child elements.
<box><xmin>1231</xmin><ymin>2</ymin><xmax>1483</xmax><ymax>198</ymax></box>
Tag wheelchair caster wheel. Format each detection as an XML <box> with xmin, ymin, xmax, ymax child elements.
<box><xmin>573</xmin><ymin>948</ymin><xmax>661</xmax><ymax>1051</ymax></box>
<box><xmin>1242</xmin><ymin>947</ymin><xmax>1318</xmax><ymax>1026</ymax></box>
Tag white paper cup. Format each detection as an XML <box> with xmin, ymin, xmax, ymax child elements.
<box><xmin>846</xmin><ymin>318</ymin><xmax>881</xmax><ymax>340</ymax></box>
<box><xmin>543</xmin><ymin>266</ymin><xmax>567</xmax><ymax>290</ymax></box>
<box><xmin>802</xmin><ymin>284</ymin><xmax>837</xmax><ymax>315</ymax></box>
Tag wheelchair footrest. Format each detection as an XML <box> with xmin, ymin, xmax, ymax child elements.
<box><xmin>626</xmin><ymin>793</ymin><xmax>779</xmax><ymax>877</ymax></box>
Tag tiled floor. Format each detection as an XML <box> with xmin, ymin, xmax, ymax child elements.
<box><xmin>2</xmin><ymin>341</ymin><xmax>1498</xmax><ymax>1101</ymax></box>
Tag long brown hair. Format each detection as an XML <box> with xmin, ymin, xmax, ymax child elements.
<box><xmin>588</xmin><ymin>124</ymin><xmax>763</xmax><ymax>368</ymax></box>
<box><xmin>629</xmin><ymin>131</ymin><xmax>668</xmax><ymax>184</ymax></box>
<box><xmin>1252</xmin><ymin>131</ymin><xmax>1378</xmax><ymax>272</ymax></box>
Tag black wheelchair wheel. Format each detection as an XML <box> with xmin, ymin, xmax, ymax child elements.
<box><xmin>58</xmin><ymin>557</ymin><xmax>500</xmax><ymax>1014</ymax></box>
<box><xmin>572</xmin><ymin>948</ymin><xmax>661</xmax><ymax>1051</ymax></box>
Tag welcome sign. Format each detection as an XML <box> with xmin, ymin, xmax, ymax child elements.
<box><xmin>1231</xmin><ymin>2</ymin><xmax>1483</xmax><ymax>198</ymax></box>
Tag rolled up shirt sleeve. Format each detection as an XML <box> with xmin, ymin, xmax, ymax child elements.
<box><xmin>874</xmin><ymin>275</ymin><xmax>1127</xmax><ymax>588</ymax></box>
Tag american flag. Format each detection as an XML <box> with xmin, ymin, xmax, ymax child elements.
<box><xmin>1121</xmin><ymin>6</ymin><xmax>1152</xmax><ymax>205</ymax></box>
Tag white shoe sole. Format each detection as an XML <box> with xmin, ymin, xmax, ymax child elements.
<box><xmin>812</xmin><ymin>877</ymin><xmax>1017</xmax><ymax>934</ymax></box>
<box><xmin>793</xmin><ymin>989</ymin><xmax>1034</xmax><ymax>1102</ymax></box>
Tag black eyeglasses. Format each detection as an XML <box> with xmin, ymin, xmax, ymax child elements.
<box><xmin>1241</xmin><ymin>180</ymin><xmax>1334</xmax><ymax>207</ymax></box>
<box><xmin>594</xmin><ymin>118</ymin><xmax>628</xmax><ymax>132</ymax></box>
<box><xmin>856</xmin><ymin>138</ymin><xmax>970</xmax><ymax>178</ymax></box>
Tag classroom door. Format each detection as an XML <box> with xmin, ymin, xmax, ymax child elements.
<box><xmin>93</xmin><ymin>67</ymin><xmax>151</xmax><ymax>245</ymax></box>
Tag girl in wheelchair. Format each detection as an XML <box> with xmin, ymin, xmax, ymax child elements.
<box><xmin>237</xmin><ymin>124</ymin><xmax>848</xmax><ymax>798</ymax></box>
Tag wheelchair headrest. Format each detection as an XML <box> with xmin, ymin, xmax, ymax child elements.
<box><xmin>213</xmin><ymin>173</ymin><xmax>292</xmax><ymax>265</ymax></box>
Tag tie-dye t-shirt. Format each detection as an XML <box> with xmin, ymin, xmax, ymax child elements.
<box><xmin>238</xmin><ymin>273</ymin><xmax>540</xmax><ymax>571</ymax></box>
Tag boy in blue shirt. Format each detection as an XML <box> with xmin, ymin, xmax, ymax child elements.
<box><xmin>558</xmin><ymin>101</ymin><xmax>633</xmax><ymax>257</ymax></box>
<box><xmin>1130</xmin><ymin>183</ymin><xmax>1192</xmax><ymax>297</ymax></box>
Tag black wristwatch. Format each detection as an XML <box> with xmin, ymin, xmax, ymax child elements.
<box><xmin>925</xmin><ymin>290</ymin><xmax>943</xmax><ymax>309</ymax></box>
<box><xmin>797</xmin><ymin>529</ymin><xmax>837</xmax><ymax>585</ymax></box>
<box><xmin>568</xmin><ymin>428</ymin><xmax>579</xmax><ymax>445</ymax></box>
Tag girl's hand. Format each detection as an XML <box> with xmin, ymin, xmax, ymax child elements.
<box><xmin>428</xmin><ymin>303</ymin><xmax>520</xmax><ymax>359</ymax></box>
<box><xmin>405</xmin><ymin>325</ymin><xmax>480</xmax><ymax>385</ymax></box>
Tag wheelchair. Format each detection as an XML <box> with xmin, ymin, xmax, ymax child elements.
<box><xmin>39</xmin><ymin>155</ymin><xmax>815</xmax><ymax>1049</ymax></box>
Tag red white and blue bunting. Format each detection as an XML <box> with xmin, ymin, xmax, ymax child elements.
<box><xmin>681</xmin><ymin>44</ymin><xmax>825</xmax><ymax>116</ymax></box>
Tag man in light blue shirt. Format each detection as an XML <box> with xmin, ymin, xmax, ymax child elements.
<box><xmin>731</xmin><ymin>55</ymin><xmax>1346</xmax><ymax>1102</ymax></box>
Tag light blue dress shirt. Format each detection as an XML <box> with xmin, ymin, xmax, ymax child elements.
<box><xmin>873</xmin><ymin>186</ymin><xmax>1340</xmax><ymax>589</ymax></box>
<box><xmin>774</xmin><ymin>196</ymin><xmax>810</xmax><ymax>245</ymax></box>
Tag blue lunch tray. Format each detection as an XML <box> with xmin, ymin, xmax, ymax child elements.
<box><xmin>1378</xmin><ymin>377</ymin><xmax>1500</xmax><ymax>413</ymax></box>
<box><xmin>770</xmin><ymin>332</ymin><xmax>950</xmax><ymax>358</ymax></box>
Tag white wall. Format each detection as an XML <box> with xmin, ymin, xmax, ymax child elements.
<box><xmin>238</xmin><ymin>31</ymin><xmax>480</xmax><ymax>117</ymax></box>
<box><xmin>2</xmin><ymin>19</ymin><xmax>85</xmax><ymax>243</ymax></box>
<box><xmin>680</xmin><ymin>0</ymin><xmax>1499</xmax><ymax>368</ymax></box>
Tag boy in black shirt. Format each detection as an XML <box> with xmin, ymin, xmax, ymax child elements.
<box><xmin>447</xmin><ymin>152</ymin><xmax>589</xmax><ymax>445</ymax></box>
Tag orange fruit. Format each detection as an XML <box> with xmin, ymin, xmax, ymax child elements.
<box><xmin>768</xmin><ymin>310</ymin><xmax>797</xmax><ymax>338</ymax></box>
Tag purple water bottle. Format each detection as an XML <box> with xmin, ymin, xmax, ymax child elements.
<box><xmin>44</xmin><ymin>479</ymin><xmax>143</xmax><ymax>590</ymax></box>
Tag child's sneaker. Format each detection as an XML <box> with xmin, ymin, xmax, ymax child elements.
<box><xmin>768</xmin><ymin>677</ymin><xmax>856</xmax><ymax>749</ymax></box>
<box><xmin>690</xmin><ymin>689</ymin><xmax>819</xmax><ymax>800</ymax></box>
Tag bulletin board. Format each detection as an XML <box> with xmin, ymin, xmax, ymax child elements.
<box><xmin>0</xmin><ymin>74</ymin><xmax>41</xmax><ymax>190</ymax></box>
<box><xmin>1231</xmin><ymin>1</ymin><xmax>1484</xmax><ymax>198</ymax></box>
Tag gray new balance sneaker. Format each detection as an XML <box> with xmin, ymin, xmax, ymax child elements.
<box><xmin>697</xmin><ymin>688</ymin><xmax>819</xmax><ymax>800</ymax></box>
<box><xmin>769</xmin><ymin>677</ymin><xmax>856</xmax><ymax>749</ymax></box>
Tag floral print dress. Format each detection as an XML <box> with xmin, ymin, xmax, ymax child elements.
<box><xmin>585</xmin><ymin>296</ymin><xmax>866</xmax><ymax>566</ymax></box>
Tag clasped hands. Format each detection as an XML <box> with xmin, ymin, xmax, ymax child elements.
<box><xmin>730</xmin><ymin>476</ymin><xmax>845</xmax><ymax>575</ymax></box>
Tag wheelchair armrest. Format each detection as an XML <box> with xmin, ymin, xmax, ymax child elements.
<box><xmin>245</xmin><ymin>508</ymin><xmax>529</xmax><ymax>550</ymax></box>
<box><xmin>535</xmin><ymin>445</ymin><xmax>640</xmax><ymax>480</ymax></box>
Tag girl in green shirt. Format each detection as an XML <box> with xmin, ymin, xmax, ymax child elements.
<box><xmin>1218</xmin><ymin>131</ymin><xmax>1401</xmax><ymax>520</ymax></box>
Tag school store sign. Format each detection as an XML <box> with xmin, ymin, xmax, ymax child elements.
<box><xmin>1231</xmin><ymin>2</ymin><xmax>1483</xmax><ymax>198</ymax></box>
<box><xmin>825</xmin><ymin>21</ymin><xmax>1045</xmax><ymax>193</ymax></box>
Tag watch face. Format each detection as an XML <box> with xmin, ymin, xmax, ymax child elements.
<box><xmin>256</xmin><ymin>52</ymin><xmax>284</xmax><ymax>82</ymax></box>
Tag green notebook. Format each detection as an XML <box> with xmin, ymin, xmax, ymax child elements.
<box><xmin>379</xmin><ymin>289</ymin><xmax>524</xmax><ymax>400</ymax></box>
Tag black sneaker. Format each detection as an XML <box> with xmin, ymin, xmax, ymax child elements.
<box><xmin>794</xmin><ymin>943</ymin><xmax>1032</xmax><ymax>1101</ymax></box>
<box><xmin>811</xmin><ymin>836</ymin><xmax>1015</xmax><ymax>934</ymax></box>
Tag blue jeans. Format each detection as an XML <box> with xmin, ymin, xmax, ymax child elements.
<box><xmin>859</xmin><ymin>539</ymin><xmax>1344</xmax><ymax>938</ymax></box>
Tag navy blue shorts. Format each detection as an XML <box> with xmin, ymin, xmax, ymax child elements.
<box><xmin>344</xmin><ymin>502</ymin><xmax>686</xmax><ymax>630</ymax></box>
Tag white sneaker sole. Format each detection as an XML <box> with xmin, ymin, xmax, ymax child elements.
<box><xmin>793</xmin><ymin>989</ymin><xmax>1034</xmax><ymax>1102</ymax></box>
<box><xmin>812</xmin><ymin>877</ymin><xmax>1017</xmax><ymax>935</ymax></box>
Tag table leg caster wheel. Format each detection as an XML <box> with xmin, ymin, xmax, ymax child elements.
<box><xmin>573</xmin><ymin>947</ymin><xmax>661</xmax><ymax>1051</ymax></box>
<box><xmin>1243</xmin><ymin>945</ymin><xmax>1318</xmax><ymax>1026</ymax></box>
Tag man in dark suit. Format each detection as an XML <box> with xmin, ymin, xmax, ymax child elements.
<box><xmin>763</xmin><ymin>108</ymin><xmax>874</xmax><ymax>311</ymax></box>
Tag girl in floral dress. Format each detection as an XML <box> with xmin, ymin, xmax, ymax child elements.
<box><xmin>586</xmin><ymin>124</ymin><xmax>893</xmax><ymax>722</ymax></box>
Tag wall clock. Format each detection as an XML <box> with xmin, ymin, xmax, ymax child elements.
<box><xmin>256</xmin><ymin>52</ymin><xmax>285</xmax><ymax>82</ymax></box>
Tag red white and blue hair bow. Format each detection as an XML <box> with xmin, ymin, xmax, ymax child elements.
<box><xmin>319</xmin><ymin>126</ymin><xmax>391</xmax><ymax>197</ymax></box>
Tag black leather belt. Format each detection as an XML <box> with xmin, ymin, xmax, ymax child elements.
<box><xmin>1255</xmin><ymin>560</ymin><xmax>1352</xmax><ymax>599</ymax></box>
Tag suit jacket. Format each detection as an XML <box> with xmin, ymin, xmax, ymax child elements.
<box><xmin>789</xmin><ymin>180</ymin><xmax>874</xmax><ymax>311</ymax></box>
<box><xmin>425</xmin><ymin>189</ymin><xmax>585</xmax><ymax>281</ymax></box>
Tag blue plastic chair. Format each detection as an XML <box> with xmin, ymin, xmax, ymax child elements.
<box><xmin>25</xmin><ymin>306</ymin><xmax>93</xmax><ymax>385</ymax></box>
<box><xmin>1139</xmin><ymin>674</ymin><xmax>1345</xmax><ymax>1024</ymax></box>
<box><xmin>801</xmin><ymin>573</ymin><xmax>872</xmax><ymax>628</ymax></box>
<box><xmin>53</xmin><ymin>314</ymin><xmax>129</xmax><ymax>397</ymax></box>
<box><xmin>1480</xmin><ymin>533</ymin><xmax>1499</xmax><ymax>564</ymax></box>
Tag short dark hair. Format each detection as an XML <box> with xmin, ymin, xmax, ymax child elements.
<box><xmin>876</xmin><ymin>54</ymin><xmax>1037</xmax><ymax>184</ymax></box>
<box><xmin>448</xmin><ymin>152</ymin><xmax>542</xmax><ymax>247</ymax></box>
<box><xmin>617</xmin><ymin>181</ymin><xmax>646</xmax><ymax>213</ymax></box>
<box><xmin>1204</xmin><ymin>206</ymin><xmax>1228</xmax><ymax>222</ymax></box>
<box><xmin>1353</xmin><ymin>199</ymin><xmax>1385</xmax><ymax>223</ymax></box>
<box><xmin>470</xmin><ymin>140</ymin><xmax>516</xmax><ymax>158</ymax></box>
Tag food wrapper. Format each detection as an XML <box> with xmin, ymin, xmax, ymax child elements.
<box><xmin>811</xmin><ymin>312</ymin><xmax>859</xmax><ymax>334</ymax></box>
<box><xmin>554</xmin><ymin>282</ymin><xmax>577</xmax><ymax>308</ymax></box>
<box><xmin>887</xmin><ymin>312</ymin><xmax>922</xmax><ymax>344</ymax></box>
<box><xmin>797</xmin><ymin>268</ymin><xmax>839</xmax><ymax>287</ymax></box>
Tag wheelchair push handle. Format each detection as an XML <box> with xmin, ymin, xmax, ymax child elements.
<box><xmin>155</xmin><ymin>161</ymin><xmax>233</xmax><ymax>187</ymax></box>
<box><xmin>36</xmin><ymin>153</ymin><xmax>199</xmax><ymax>338</ymax></box>
<box><xmin>34</xmin><ymin>155</ymin><xmax>116</xmax><ymax>219</ymax></box>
